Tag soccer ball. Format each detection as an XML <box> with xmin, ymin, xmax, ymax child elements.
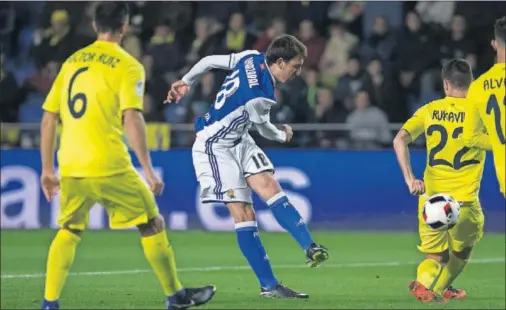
<box><xmin>422</xmin><ymin>194</ymin><xmax>460</xmax><ymax>231</ymax></box>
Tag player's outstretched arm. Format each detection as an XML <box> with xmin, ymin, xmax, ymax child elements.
<box><xmin>166</xmin><ymin>50</ymin><xmax>261</xmax><ymax>103</ymax></box>
<box><xmin>393</xmin><ymin>129</ymin><xmax>425</xmax><ymax>196</ymax></box>
<box><xmin>181</xmin><ymin>55</ymin><xmax>234</xmax><ymax>86</ymax></box>
<box><xmin>181</xmin><ymin>50</ymin><xmax>260</xmax><ymax>86</ymax></box>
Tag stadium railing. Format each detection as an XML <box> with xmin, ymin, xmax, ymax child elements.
<box><xmin>1</xmin><ymin>122</ymin><xmax>419</xmax><ymax>150</ymax></box>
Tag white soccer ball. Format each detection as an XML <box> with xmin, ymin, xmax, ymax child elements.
<box><xmin>422</xmin><ymin>194</ymin><xmax>460</xmax><ymax>231</ymax></box>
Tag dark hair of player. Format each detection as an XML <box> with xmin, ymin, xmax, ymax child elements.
<box><xmin>494</xmin><ymin>16</ymin><xmax>506</xmax><ymax>44</ymax></box>
<box><xmin>93</xmin><ymin>2</ymin><xmax>130</xmax><ymax>34</ymax></box>
<box><xmin>441</xmin><ymin>58</ymin><xmax>473</xmax><ymax>90</ymax></box>
<box><xmin>265</xmin><ymin>34</ymin><xmax>307</xmax><ymax>65</ymax></box>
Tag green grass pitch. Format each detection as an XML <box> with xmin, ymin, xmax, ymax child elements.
<box><xmin>1</xmin><ymin>230</ymin><xmax>504</xmax><ymax>309</ymax></box>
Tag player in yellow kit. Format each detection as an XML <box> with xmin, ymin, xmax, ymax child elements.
<box><xmin>463</xmin><ymin>16</ymin><xmax>506</xmax><ymax>197</ymax></box>
<box><xmin>39</xmin><ymin>2</ymin><xmax>215</xmax><ymax>309</ymax></box>
<box><xmin>393</xmin><ymin>59</ymin><xmax>489</xmax><ymax>304</ymax></box>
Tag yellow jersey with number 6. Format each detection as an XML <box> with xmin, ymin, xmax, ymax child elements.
<box><xmin>402</xmin><ymin>97</ymin><xmax>487</xmax><ymax>202</ymax></box>
<box><xmin>42</xmin><ymin>40</ymin><xmax>145</xmax><ymax>177</ymax></box>
<box><xmin>464</xmin><ymin>63</ymin><xmax>505</xmax><ymax>196</ymax></box>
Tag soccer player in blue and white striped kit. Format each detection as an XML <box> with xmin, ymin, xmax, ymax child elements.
<box><xmin>166</xmin><ymin>35</ymin><xmax>329</xmax><ymax>299</ymax></box>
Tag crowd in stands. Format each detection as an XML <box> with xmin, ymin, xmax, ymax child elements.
<box><xmin>0</xmin><ymin>1</ymin><xmax>503</xmax><ymax>148</ymax></box>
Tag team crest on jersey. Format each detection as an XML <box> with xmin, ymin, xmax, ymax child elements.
<box><xmin>260</xmin><ymin>63</ymin><xmax>266</xmax><ymax>70</ymax></box>
<box><xmin>136</xmin><ymin>80</ymin><xmax>144</xmax><ymax>96</ymax></box>
<box><xmin>227</xmin><ymin>189</ymin><xmax>235</xmax><ymax>199</ymax></box>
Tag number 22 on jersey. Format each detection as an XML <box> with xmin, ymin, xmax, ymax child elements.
<box><xmin>427</xmin><ymin>125</ymin><xmax>480</xmax><ymax>169</ymax></box>
<box><xmin>67</xmin><ymin>67</ymin><xmax>89</xmax><ymax>119</ymax></box>
<box><xmin>214</xmin><ymin>70</ymin><xmax>240</xmax><ymax>110</ymax></box>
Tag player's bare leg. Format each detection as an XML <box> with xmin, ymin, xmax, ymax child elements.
<box><xmin>432</xmin><ymin>247</ymin><xmax>473</xmax><ymax>300</ymax></box>
<box><xmin>409</xmin><ymin>252</ymin><xmax>448</xmax><ymax>303</ymax></box>
<box><xmin>42</xmin><ymin>228</ymin><xmax>83</xmax><ymax>310</ymax></box>
<box><xmin>227</xmin><ymin>202</ymin><xmax>308</xmax><ymax>299</ymax></box>
<box><xmin>247</xmin><ymin>172</ymin><xmax>329</xmax><ymax>267</ymax></box>
<box><xmin>137</xmin><ymin>215</ymin><xmax>216</xmax><ymax>309</ymax></box>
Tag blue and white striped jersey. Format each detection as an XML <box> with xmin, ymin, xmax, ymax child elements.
<box><xmin>191</xmin><ymin>50</ymin><xmax>281</xmax><ymax>146</ymax></box>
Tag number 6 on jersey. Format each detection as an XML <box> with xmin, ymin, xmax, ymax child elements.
<box><xmin>68</xmin><ymin>67</ymin><xmax>89</xmax><ymax>119</ymax></box>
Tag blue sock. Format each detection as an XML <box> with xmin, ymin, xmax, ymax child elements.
<box><xmin>235</xmin><ymin>221</ymin><xmax>278</xmax><ymax>289</ymax></box>
<box><xmin>41</xmin><ymin>299</ymin><xmax>59</xmax><ymax>309</ymax></box>
<box><xmin>268</xmin><ymin>192</ymin><xmax>314</xmax><ymax>251</ymax></box>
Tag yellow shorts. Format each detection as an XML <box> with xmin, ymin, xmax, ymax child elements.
<box><xmin>417</xmin><ymin>198</ymin><xmax>484</xmax><ymax>254</ymax></box>
<box><xmin>58</xmin><ymin>169</ymin><xmax>159</xmax><ymax>230</ymax></box>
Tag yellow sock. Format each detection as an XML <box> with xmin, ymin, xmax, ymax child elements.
<box><xmin>432</xmin><ymin>252</ymin><xmax>468</xmax><ymax>294</ymax></box>
<box><xmin>44</xmin><ymin>229</ymin><xmax>81</xmax><ymax>301</ymax></box>
<box><xmin>141</xmin><ymin>231</ymin><xmax>183</xmax><ymax>296</ymax></box>
<box><xmin>416</xmin><ymin>258</ymin><xmax>442</xmax><ymax>289</ymax></box>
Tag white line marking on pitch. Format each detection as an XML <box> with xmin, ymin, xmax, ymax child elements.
<box><xmin>1</xmin><ymin>257</ymin><xmax>504</xmax><ymax>280</ymax></box>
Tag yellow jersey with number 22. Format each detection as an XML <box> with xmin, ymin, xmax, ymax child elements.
<box><xmin>403</xmin><ymin>97</ymin><xmax>487</xmax><ymax>202</ymax></box>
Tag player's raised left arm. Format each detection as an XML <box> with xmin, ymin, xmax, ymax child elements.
<box><xmin>463</xmin><ymin>85</ymin><xmax>492</xmax><ymax>151</ymax></box>
<box><xmin>181</xmin><ymin>50</ymin><xmax>260</xmax><ymax>86</ymax></box>
<box><xmin>166</xmin><ymin>50</ymin><xmax>261</xmax><ymax>103</ymax></box>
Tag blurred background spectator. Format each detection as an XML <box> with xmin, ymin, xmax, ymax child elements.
<box><xmin>1</xmin><ymin>1</ymin><xmax>504</xmax><ymax>149</ymax></box>
<box><xmin>346</xmin><ymin>91</ymin><xmax>391</xmax><ymax>149</ymax></box>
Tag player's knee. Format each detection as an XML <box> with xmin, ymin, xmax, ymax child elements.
<box><xmin>227</xmin><ymin>202</ymin><xmax>256</xmax><ymax>223</ymax></box>
<box><xmin>137</xmin><ymin>215</ymin><xmax>166</xmax><ymax>237</ymax></box>
<box><xmin>426</xmin><ymin>251</ymin><xmax>450</xmax><ymax>264</ymax></box>
<box><xmin>453</xmin><ymin>247</ymin><xmax>473</xmax><ymax>260</ymax></box>
<box><xmin>246</xmin><ymin>172</ymin><xmax>282</xmax><ymax>201</ymax></box>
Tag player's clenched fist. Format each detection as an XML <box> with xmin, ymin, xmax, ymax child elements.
<box><xmin>146</xmin><ymin>171</ymin><xmax>164</xmax><ymax>195</ymax></box>
<box><xmin>41</xmin><ymin>172</ymin><xmax>60</xmax><ymax>202</ymax></box>
<box><xmin>282</xmin><ymin>124</ymin><xmax>293</xmax><ymax>143</ymax></box>
<box><xmin>165</xmin><ymin>80</ymin><xmax>190</xmax><ymax>104</ymax></box>
<box><xmin>407</xmin><ymin>179</ymin><xmax>425</xmax><ymax>196</ymax></box>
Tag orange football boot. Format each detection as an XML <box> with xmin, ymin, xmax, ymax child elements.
<box><xmin>408</xmin><ymin>280</ymin><xmax>435</xmax><ymax>303</ymax></box>
<box><xmin>443</xmin><ymin>286</ymin><xmax>467</xmax><ymax>300</ymax></box>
